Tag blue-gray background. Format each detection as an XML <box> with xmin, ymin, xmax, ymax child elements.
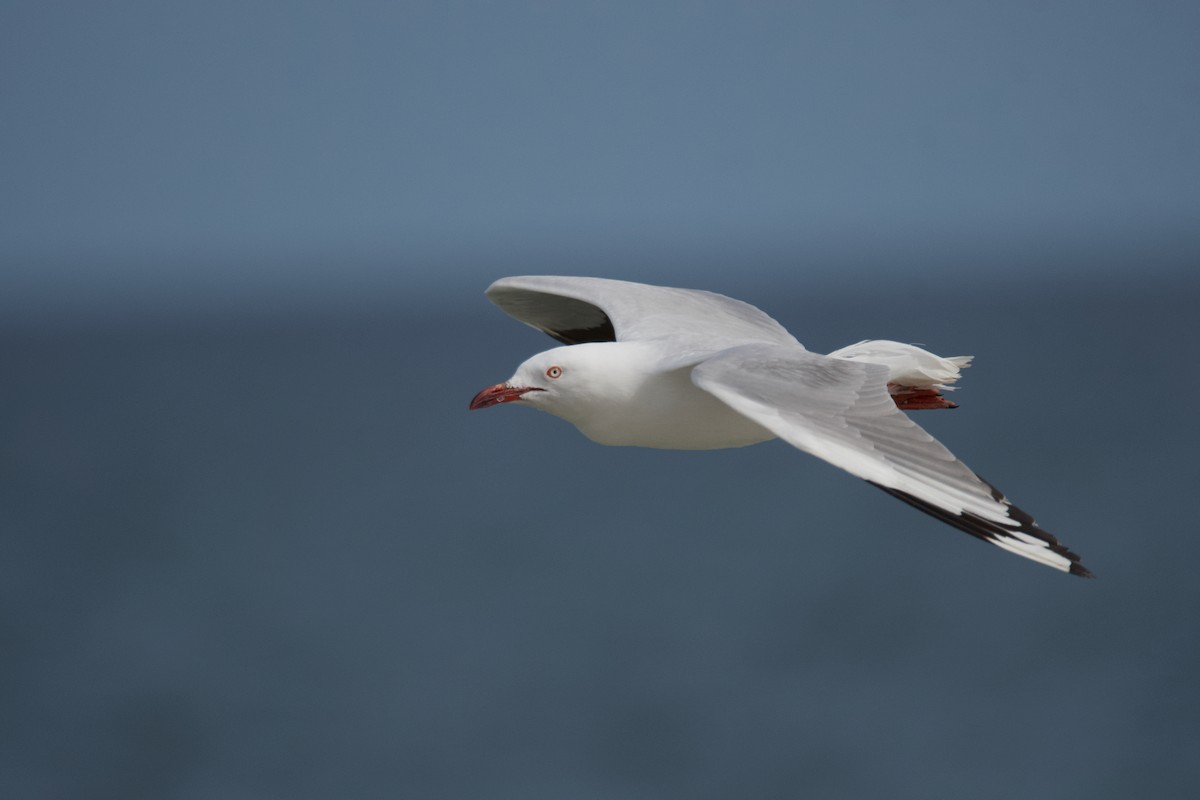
<box><xmin>3</xmin><ymin>2</ymin><xmax>1198</xmax><ymax>797</ymax></box>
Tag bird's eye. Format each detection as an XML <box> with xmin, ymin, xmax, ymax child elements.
<box><xmin>546</xmin><ymin>365</ymin><xmax>563</xmax><ymax>379</ymax></box>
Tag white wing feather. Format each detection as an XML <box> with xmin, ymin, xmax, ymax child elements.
<box><xmin>486</xmin><ymin>276</ymin><xmax>800</xmax><ymax>350</ymax></box>
<box><xmin>691</xmin><ymin>344</ymin><xmax>1088</xmax><ymax>575</ymax></box>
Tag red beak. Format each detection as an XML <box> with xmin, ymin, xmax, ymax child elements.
<box><xmin>469</xmin><ymin>383</ymin><xmax>544</xmax><ymax>410</ymax></box>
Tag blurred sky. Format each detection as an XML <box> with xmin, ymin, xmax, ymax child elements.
<box><xmin>4</xmin><ymin>5</ymin><xmax>1200</xmax><ymax>797</ymax></box>
<box><xmin>2</xmin><ymin>1</ymin><xmax>1199</xmax><ymax>318</ymax></box>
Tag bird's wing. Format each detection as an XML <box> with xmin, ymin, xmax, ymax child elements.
<box><xmin>485</xmin><ymin>276</ymin><xmax>801</xmax><ymax>349</ymax></box>
<box><xmin>691</xmin><ymin>344</ymin><xmax>1091</xmax><ymax>576</ymax></box>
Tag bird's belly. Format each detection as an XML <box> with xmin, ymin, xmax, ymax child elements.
<box><xmin>573</xmin><ymin>385</ymin><xmax>776</xmax><ymax>451</ymax></box>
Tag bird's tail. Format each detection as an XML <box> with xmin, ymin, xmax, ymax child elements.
<box><xmin>826</xmin><ymin>340</ymin><xmax>972</xmax><ymax>411</ymax></box>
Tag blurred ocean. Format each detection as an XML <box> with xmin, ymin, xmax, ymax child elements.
<box><xmin>1</xmin><ymin>273</ymin><xmax>1197</xmax><ymax>798</ymax></box>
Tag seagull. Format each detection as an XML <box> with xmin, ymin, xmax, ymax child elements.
<box><xmin>469</xmin><ymin>276</ymin><xmax>1092</xmax><ymax>577</ymax></box>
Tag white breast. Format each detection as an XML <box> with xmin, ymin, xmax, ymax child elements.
<box><xmin>572</xmin><ymin>365</ymin><xmax>775</xmax><ymax>450</ymax></box>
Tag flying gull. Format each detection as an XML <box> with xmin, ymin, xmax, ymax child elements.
<box><xmin>469</xmin><ymin>276</ymin><xmax>1092</xmax><ymax>577</ymax></box>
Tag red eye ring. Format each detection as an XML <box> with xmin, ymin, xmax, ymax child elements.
<box><xmin>546</xmin><ymin>365</ymin><xmax>563</xmax><ymax>379</ymax></box>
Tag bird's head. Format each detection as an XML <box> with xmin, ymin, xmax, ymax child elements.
<box><xmin>468</xmin><ymin>346</ymin><xmax>582</xmax><ymax>414</ymax></box>
<box><xmin>469</xmin><ymin>343</ymin><xmax>645</xmax><ymax>423</ymax></box>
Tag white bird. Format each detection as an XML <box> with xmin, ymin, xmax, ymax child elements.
<box><xmin>469</xmin><ymin>276</ymin><xmax>1092</xmax><ymax>577</ymax></box>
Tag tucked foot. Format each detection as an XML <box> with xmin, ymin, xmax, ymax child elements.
<box><xmin>889</xmin><ymin>383</ymin><xmax>958</xmax><ymax>410</ymax></box>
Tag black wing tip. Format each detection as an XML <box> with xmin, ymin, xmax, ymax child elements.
<box><xmin>869</xmin><ymin>481</ymin><xmax>1093</xmax><ymax>578</ymax></box>
<box><xmin>975</xmin><ymin>476</ymin><xmax>1095</xmax><ymax>578</ymax></box>
<box><xmin>1070</xmin><ymin>562</ymin><xmax>1097</xmax><ymax>579</ymax></box>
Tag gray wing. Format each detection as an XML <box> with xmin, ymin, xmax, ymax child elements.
<box><xmin>485</xmin><ymin>276</ymin><xmax>801</xmax><ymax>349</ymax></box>
<box><xmin>691</xmin><ymin>344</ymin><xmax>1091</xmax><ymax>576</ymax></box>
